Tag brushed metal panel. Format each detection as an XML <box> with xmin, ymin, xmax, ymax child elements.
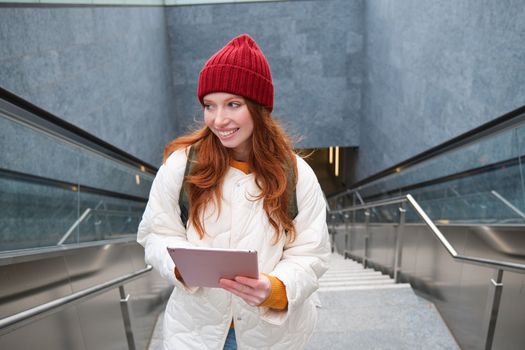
<box><xmin>469</xmin><ymin>225</ymin><xmax>525</xmax><ymax>258</ymax></box>
<box><xmin>367</xmin><ymin>224</ymin><xmax>396</xmax><ymax>273</ymax></box>
<box><xmin>76</xmin><ymin>288</ymin><xmax>127</xmax><ymax>350</ymax></box>
<box><xmin>435</xmin><ymin>225</ymin><xmax>469</xmax><ymax>256</ymax></box>
<box><xmin>398</xmin><ymin>225</ymin><xmax>421</xmax><ymax>283</ymax></box>
<box><xmin>0</xmin><ymin>307</ymin><xmax>84</xmax><ymax>350</ymax></box>
<box><xmin>492</xmin><ymin>271</ymin><xmax>525</xmax><ymax>350</ymax></box>
<box><xmin>332</xmin><ymin>224</ymin><xmax>347</xmax><ymax>255</ymax></box>
<box><xmin>64</xmin><ymin>244</ymin><xmax>135</xmax><ymax>293</ymax></box>
<box><xmin>409</xmin><ymin>224</ymin><xmax>499</xmax><ymax>350</ymax></box>
<box><xmin>349</xmin><ymin>224</ymin><xmax>366</xmax><ymax>258</ymax></box>
<box><xmin>127</xmin><ymin>242</ymin><xmax>148</xmax><ymax>271</ymax></box>
<box><xmin>412</xmin><ymin>225</ymin><xmax>466</xmax><ymax>341</ymax></box>
<box><xmin>412</xmin><ymin>225</ymin><xmax>442</xmax><ymax>294</ymax></box>
<box><xmin>462</xmin><ymin>225</ymin><xmax>525</xmax><ymax>263</ymax></box>
<box><xmin>448</xmin><ymin>228</ymin><xmax>522</xmax><ymax>350</ymax></box>
<box><xmin>453</xmin><ymin>263</ymin><xmax>493</xmax><ymax>350</ymax></box>
<box><xmin>0</xmin><ymin>256</ymin><xmax>71</xmax><ymax>317</ymax></box>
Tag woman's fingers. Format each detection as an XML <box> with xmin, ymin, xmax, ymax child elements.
<box><xmin>219</xmin><ymin>276</ymin><xmax>270</xmax><ymax>306</ymax></box>
<box><xmin>234</xmin><ymin>274</ymin><xmax>270</xmax><ymax>291</ymax></box>
<box><xmin>219</xmin><ymin>280</ymin><xmax>258</xmax><ymax>305</ymax></box>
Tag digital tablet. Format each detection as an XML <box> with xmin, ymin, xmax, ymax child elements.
<box><xmin>166</xmin><ymin>247</ymin><xmax>258</xmax><ymax>288</ymax></box>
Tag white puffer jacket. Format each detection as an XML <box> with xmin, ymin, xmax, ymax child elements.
<box><xmin>137</xmin><ymin>148</ymin><xmax>331</xmax><ymax>350</ymax></box>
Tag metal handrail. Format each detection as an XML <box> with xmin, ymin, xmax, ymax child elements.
<box><xmin>329</xmin><ymin>194</ymin><xmax>525</xmax><ymax>274</ymax></box>
<box><xmin>0</xmin><ymin>265</ymin><xmax>152</xmax><ymax>336</ymax></box>
<box><xmin>331</xmin><ymin>195</ymin><xmax>407</xmax><ymax>214</ymax></box>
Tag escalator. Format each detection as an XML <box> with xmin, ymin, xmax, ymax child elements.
<box><xmin>0</xmin><ymin>87</ymin><xmax>171</xmax><ymax>350</ymax></box>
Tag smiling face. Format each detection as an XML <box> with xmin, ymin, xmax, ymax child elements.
<box><xmin>203</xmin><ymin>92</ymin><xmax>254</xmax><ymax>162</ymax></box>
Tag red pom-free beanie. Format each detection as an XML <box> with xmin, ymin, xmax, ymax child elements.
<box><xmin>198</xmin><ymin>34</ymin><xmax>274</xmax><ymax>112</ymax></box>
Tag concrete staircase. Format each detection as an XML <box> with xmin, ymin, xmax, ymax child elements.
<box><xmin>306</xmin><ymin>253</ymin><xmax>459</xmax><ymax>349</ymax></box>
<box><xmin>148</xmin><ymin>254</ymin><xmax>460</xmax><ymax>349</ymax></box>
<box><xmin>318</xmin><ymin>254</ymin><xmax>402</xmax><ymax>292</ymax></box>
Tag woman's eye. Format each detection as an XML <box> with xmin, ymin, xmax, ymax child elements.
<box><xmin>229</xmin><ymin>102</ymin><xmax>241</xmax><ymax>108</ymax></box>
<box><xmin>204</xmin><ymin>104</ymin><xmax>213</xmax><ymax>111</ymax></box>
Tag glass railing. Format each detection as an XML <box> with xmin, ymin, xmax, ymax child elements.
<box><xmin>328</xmin><ymin>106</ymin><xmax>525</xmax><ymax>225</ymax></box>
<box><xmin>0</xmin><ymin>89</ymin><xmax>156</xmax><ymax>253</ymax></box>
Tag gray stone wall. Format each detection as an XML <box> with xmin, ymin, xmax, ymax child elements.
<box><xmin>164</xmin><ymin>0</ymin><xmax>364</xmax><ymax>148</ymax></box>
<box><xmin>1</xmin><ymin>1</ymin><xmax>524</xmax><ymax>184</ymax></box>
<box><xmin>0</xmin><ymin>7</ymin><xmax>177</xmax><ymax>166</ymax></box>
<box><xmin>358</xmin><ymin>0</ymin><xmax>525</xmax><ymax>180</ymax></box>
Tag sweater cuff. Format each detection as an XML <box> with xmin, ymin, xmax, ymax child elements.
<box><xmin>259</xmin><ymin>273</ymin><xmax>288</xmax><ymax>310</ymax></box>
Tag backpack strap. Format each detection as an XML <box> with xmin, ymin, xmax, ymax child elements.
<box><xmin>179</xmin><ymin>145</ymin><xmax>197</xmax><ymax>228</ymax></box>
<box><xmin>285</xmin><ymin>162</ymin><xmax>298</xmax><ymax>220</ymax></box>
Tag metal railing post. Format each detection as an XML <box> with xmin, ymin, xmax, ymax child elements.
<box><xmin>363</xmin><ymin>210</ymin><xmax>370</xmax><ymax>268</ymax></box>
<box><xmin>483</xmin><ymin>269</ymin><xmax>504</xmax><ymax>350</ymax></box>
<box><xmin>343</xmin><ymin>213</ymin><xmax>349</xmax><ymax>258</ymax></box>
<box><xmin>393</xmin><ymin>203</ymin><xmax>406</xmax><ymax>282</ymax></box>
<box><xmin>119</xmin><ymin>285</ymin><xmax>136</xmax><ymax>350</ymax></box>
<box><xmin>344</xmin><ymin>196</ymin><xmax>357</xmax><ymax>260</ymax></box>
<box><xmin>344</xmin><ymin>229</ymin><xmax>349</xmax><ymax>259</ymax></box>
<box><xmin>329</xmin><ymin>214</ymin><xmax>336</xmax><ymax>254</ymax></box>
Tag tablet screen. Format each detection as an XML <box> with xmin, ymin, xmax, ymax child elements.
<box><xmin>167</xmin><ymin>247</ymin><xmax>258</xmax><ymax>288</ymax></box>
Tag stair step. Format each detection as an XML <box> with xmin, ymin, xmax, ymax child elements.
<box><xmin>323</xmin><ymin>270</ymin><xmax>381</xmax><ymax>275</ymax></box>
<box><xmin>320</xmin><ymin>278</ymin><xmax>395</xmax><ymax>286</ymax></box>
<box><xmin>318</xmin><ymin>283</ymin><xmax>410</xmax><ymax>292</ymax></box>
<box><xmin>325</xmin><ymin>268</ymin><xmax>365</xmax><ymax>272</ymax></box>
<box><xmin>324</xmin><ymin>268</ymin><xmax>376</xmax><ymax>273</ymax></box>
<box><xmin>320</xmin><ymin>274</ymin><xmax>384</xmax><ymax>281</ymax></box>
<box><xmin>319</xmin><ymin>253</ymin><xmax>398</xmax><ymax>291</ymax></box>
<box><xmin>320</xmin><ymin>275</ymin><xmax>391</xmax><ymax>282</ymax></box>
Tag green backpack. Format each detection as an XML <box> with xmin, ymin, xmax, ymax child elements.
<box><xmin>179</xmin><ymin>145</ymin><xmax>298</xmax><ymax>228</ymax></box>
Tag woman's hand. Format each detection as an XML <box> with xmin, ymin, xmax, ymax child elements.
<box><xmin>219</xmin><ymin>274</ymin><xmax>271</xmax><ymax>306</ymax></box>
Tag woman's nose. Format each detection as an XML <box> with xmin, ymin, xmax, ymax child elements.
<box><xmin>214</xmin><ymin>108</ymin><xmax>230</xmax><ymax>127</ymax></box>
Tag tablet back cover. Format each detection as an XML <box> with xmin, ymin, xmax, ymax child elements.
<box><xmin>166</xmin><ymin>247</ymin><xmax>258</xmax><ymax>288</ymax></box>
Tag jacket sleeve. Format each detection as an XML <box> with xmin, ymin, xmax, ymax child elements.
<box><xmin>137</xmin><ymin>148</ymin><xmax>198</xmax><ymax>293</ymax></box>
<box><xmin>260</xmin><ymin>156</ymin><xmax>331</xmax><ymax>324</ymax></box>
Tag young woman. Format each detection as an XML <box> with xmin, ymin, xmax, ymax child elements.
<box><xmin>137</xmin><ymin>34</ymin><xmax>330</xmax><ymax>350</ymax></box>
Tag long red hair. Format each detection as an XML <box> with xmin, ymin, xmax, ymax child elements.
<box><xmin>163</xmin><ymin>99</ymin><xmax>297</xmax><ymax>243</ymax></box>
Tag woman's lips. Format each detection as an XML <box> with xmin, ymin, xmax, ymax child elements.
<box><xmin>216</xmin><ymin>128</ymin><xmax>239</xmax><ymax>139</ymax></box>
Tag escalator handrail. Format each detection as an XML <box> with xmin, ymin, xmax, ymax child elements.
<box><xmin>329</xmin><ymin>194</ymin><xmax>525</xmax><ymax>274</ymax></box>
<box><xmin>0</xmin><ymin>168</ymin><xmax>150</xmax><ymax>203</ymax></box>
<box><xmin>327</xmin><ymin>104</ymin><xmax>525</xmax><ymax>200</ymax></box>
<box><xmin>0</xmin><ymin>264</ymin><xmax>152</xmax><ymax>336</ymax></box>
<box><xmin>0</xmin><ymin>86</ymin><xmax>157</xmax><ymax>175</ymax></box>
<box><xmin>0</xmin><ymin>236</ymin><xmax>137</xmax><ymax>267</ymax></box>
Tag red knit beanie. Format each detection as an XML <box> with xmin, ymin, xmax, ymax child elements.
<box><xmin>198</xmin><ymin>34</ymin><xmax>274</xmax><ymax>112</ymax></box>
